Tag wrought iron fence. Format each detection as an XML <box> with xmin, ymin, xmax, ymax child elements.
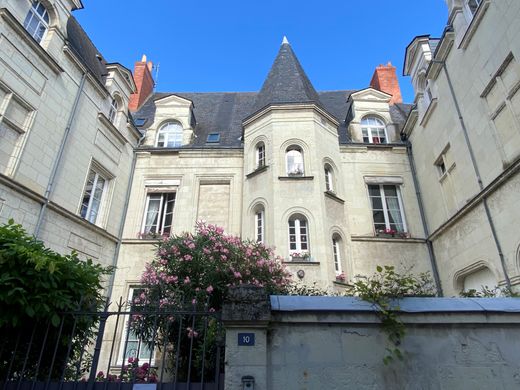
<box><xmin>0</xmin><ymin>298</ymin><xmax>224</xmax><ymax>390</ymax></box>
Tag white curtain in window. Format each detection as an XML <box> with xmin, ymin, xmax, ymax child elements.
<box><xmin>386</xmin><ymin>197</ymin><xmax>404</xmax><ymax>231</ymax></box>
<box><xmin>145</xmin><ymin>198</ymin><xmax>161</xmax><ymax>232</ymax></box>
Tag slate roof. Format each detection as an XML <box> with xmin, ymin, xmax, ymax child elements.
<box><xmin>252</xmin><ymin>41</ymin><xmax>322</xmax><ymax>113</ymax></box>
<box><xmin>132</xmin><ymin>41</ymin><xmax>412</xmax><ymax>149</ymax></box>
<box><xmin>66</xmin><ymin>16</ymin><xmax>108</xmax><ymax>85</ymax></box>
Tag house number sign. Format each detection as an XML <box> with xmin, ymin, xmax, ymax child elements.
<box><xmin>238</xmin><ymin>333</ymin><xmax>255</xmax><ymax>346</ymax></box>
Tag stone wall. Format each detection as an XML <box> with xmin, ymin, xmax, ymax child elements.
<box><xmin>223</xmin><ymin>287</ymin><xmax>520</xmax><ymax>390</ymax></box>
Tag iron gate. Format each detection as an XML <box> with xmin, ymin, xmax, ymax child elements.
<box><xmin>0</xmin><ymin>298</ymin><xmax>225</xmax><ymax>390</ymax></box>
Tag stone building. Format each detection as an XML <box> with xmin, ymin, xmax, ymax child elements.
<box><xmin>2</xmin><ymin>0</ymin><xmax>519</xmax><ymax>307</ymax></box>
<box><xmin>403</xmin><ymin>0</ymin><xmax>520</xmax><ymax>295</ymax></box>
<box><xmin>0</xmin><ymin>0</ymin><xmax>140</xmax><ymax>289</ymax></box>
<box><xmin>108</xmin><ymin>37</ymin><xmax>436</xmax><ymax>313</ymax></box>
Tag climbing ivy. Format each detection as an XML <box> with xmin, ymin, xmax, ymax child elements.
<box><xmin>347</xmin><ymin>265</ymin><xmax>436</xmax><ymax>364</ymax></box>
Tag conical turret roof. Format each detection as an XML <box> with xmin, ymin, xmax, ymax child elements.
<box><xmin>253</xmin><ymin>37</ymin><xmax>321</xmax><ymax>112</ymax></box>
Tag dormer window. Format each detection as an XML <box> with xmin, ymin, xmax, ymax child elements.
<box><xmin>24</xmin><ymin>1</ymin><xmax>50</xmax><ymax>44</ymax></box>
<box><xmin>286</xmin><ymin>147</ymin><xmax>304</xmax><ymax>176</ymax></box>
<box><xmin>156</xmin><ymin>121</ymin><xmax>183</xmax><ymax>148</ymax></box>
<box><xmin>361</xmin><ymin>117</ymin><xmax>387</xmax><ymax>144</ymax></box>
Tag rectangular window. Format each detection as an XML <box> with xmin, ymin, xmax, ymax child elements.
<box><xmin>0</xmin><ymin>88</ymin><xmax>34</xmax><ymax>175</ymax></box>
<box><xmin>255</xmin><ymin>211</ymin><xmax>264</xmax><ymax>243</ymax></box>
<box><xmin>118</xmin><ymin>287</ymin><xmax>154</xmax><ymax>364</ymax></box>
<box><xmin>288</xmin><ymin>218</ymin><xmax>308</xmax><ymax>254</ymax></box>
<box><xmin>435</xmin><ymin>146</ymin><xmax>458</xmax><ymax>215</ymax></box>
<box><xmin>206</xmin><ymin>133</ymin><xmax>220</xmax><ymax>143</ymax></box>
<box><xmin>80</xmin><ymin>167</ymin><xmax>108</xmax><ymax>224</ymax></box>
<box><xmin>141</xmin><ymin>192</ymin><xmax>176</xmax><ymax>236</ymax></box>
<box><xmin>256</xmin><ymin>144</ymin><xmax>265</xmax><ymax>168</ymax></box>
<box><xmin>368</xmin><ymin>184</ymin><xmax>406</xmax><ymax>233</ymax></box>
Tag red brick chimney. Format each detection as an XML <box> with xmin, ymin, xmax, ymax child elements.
<box><xmin>129</xmin><ymin>54</ymin><xmax>154</xmax><ymax>112</ymax></box>
<box><xmin>370</xmin><ymin>62</ymin><xmax>403</xmax><ymax>105</ymax></box>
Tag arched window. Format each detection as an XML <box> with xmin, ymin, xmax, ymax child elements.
<box><xmin>286</xmin><ymin>146</ymin><xmax>304</xmax><ymax>176</ymax></box>
<box><xmin>361</xmin><ymin>117</ymin><xmax>387</xmax><ymax>144</ymax></box>
<box><xmin>324</xmin><ymin>164</ymin><xmax>334</xmax><ymax>192</ymax></box>
<box><xmin>108</xmin><ymin>97</ymin><xmax>119</xmax><ymax>125</ymax></box>
<box><xmin>288</xmin><ymin>214</ymin><xmax>309</xmax><ymax>257</ymax></box>
<box><xmin>332</xmin><ymin>234</ymin><xmax>342</xmax><ymax>275</ymax></box>
<box><xmin>24</xmin><ymin>1</ymin><xmax>50</xmax><ymax>44</ymax></box>
<box><xmin>255</xmin><ymin>142</ymin><xmax>266</xmax><ymax>169</ymax></box>
<box><xmin>254</xmin><ymin>205</ymin><xmax>265</xmax><ymax>243</ymax></box>
<box><xmin>156</xmin><ymin>121</ymin><xmax>183</xmax><ymax>148</ymax></box>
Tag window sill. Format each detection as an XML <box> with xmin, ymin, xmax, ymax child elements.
<box><xmin>283</xmin><ymin>260</ymin><xmax>320</xmax><ymax>265</ymax></box>
<box><xmin>459</xmin><ymin>0</ymin><xmax>490</xmax><ymax>50</ymax></box>
<box><xmin>324</xmin><ymin>191</ymin><xmax>345</xmax><ymax>204</ymax></box>
<box><xmin>246</xmin><ymin>164</ymin><xmax>268</xmax><ymax>178</ymax></box>
<box><xmin>333</xmin><ymin>280</ymin><xmax>351</xmax><ymax>287</ymax></box>
<box><xmin>351</xmin><ymin>235</ymin><xmax>426</xmax><ymax>243</ymax></box>
<box><xmin>278</xmin><ymin>175</ymin><xmax>314</xmax><ymax>181</ymax></box>
<box><xmin>0</xmin><ymin>8</ymin><xmax>63</xmax><ymax>75</ymax></box>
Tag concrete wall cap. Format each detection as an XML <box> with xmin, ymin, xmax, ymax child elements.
<box><xmin>270</xmin><ymin>295</ymin><xmax>520</xmax><ymax>313</ymax></box>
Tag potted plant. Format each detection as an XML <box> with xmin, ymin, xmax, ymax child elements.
<box><xmin>290</xmin><ymin>252</ymin><xmax>310</xmax><ymax>261</ymax></box>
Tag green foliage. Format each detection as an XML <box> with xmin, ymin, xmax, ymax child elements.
<box><xmin>134</xmin><ymin>222</ymin><xmax>291</xmax><ymax>379</ymax></box>
<box><xmin>346</xmin><ymin>265</ymin><xmax>436</xmax><ymax>365</ymax></box>
<box><xmin>460</xmin><ymin>286</ymin><xmax>519</xmax><ymax>298</ymax></box>
<box><xmin>0</xmin><ymin>219</ymin><xmax>111</xmax><ymax>379</ymax></box>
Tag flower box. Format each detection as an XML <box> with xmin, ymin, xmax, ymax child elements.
<box><xmin>290</xmin><ymin>252</ymin><xmax>310</xmax><ymax>261</ymax></box>
<box><xmin>376</xmin><ymin>229</ymin><xmax>410</xmax><ymax>239</ymax></box>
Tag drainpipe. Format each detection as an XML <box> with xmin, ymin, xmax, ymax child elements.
<box><xmin>432</xmin><ymin>60</ymin><xmax>512</xmax><ymax>289</ymax></box>
<box><xmin>34</xmin><ymin>72</ymin><xmax>87</xmax><ymax>238</ymax></box>
<box><xmin>404</xmin><ymin>138</ymin><xmax>444</xmax><ymax>296</ymax></box>
<box><xmin>104</xmin><ymin>131</ymin><xmax>145</xmax><ymax>301</ymax></box>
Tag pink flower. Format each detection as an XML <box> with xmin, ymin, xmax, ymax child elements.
<box><xmin>187</xmin><ymin>327</ymin><xmax>199</xmax><ymax>338</ymax></box>
<box><xmin>184</xmin><ymin>276</ymin><xmax>191</xmax><ymax>284</ymax></box>
<box><xmin>206</xmin><ymin>285</ymin><xmax>214</xmax><ymax>294</ymax></box>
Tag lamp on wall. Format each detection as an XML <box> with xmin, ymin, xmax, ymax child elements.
<box><xmin>242</xmin><ymin>375</ymin><xmax>255</xmax><ymax>389</ymax></box>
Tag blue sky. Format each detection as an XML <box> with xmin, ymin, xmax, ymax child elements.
<box><xmin>75</xmin><ymin>1</ymin><xmax>448</xmax><ymax>102</ymax></box>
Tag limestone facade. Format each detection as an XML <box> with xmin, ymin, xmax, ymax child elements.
<box><xmin>0</xmin><ymin>0</ymin><xmax>140</xmax><ymax>272</ymax></box>
<box><xmin>403</xmin><ymin>0</ymin><xmax>520</xmax><ymax>295</ymax></box>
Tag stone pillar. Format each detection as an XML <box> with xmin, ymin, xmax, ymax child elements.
<box><xmin>222</xmin><ymin>285</ymin><xmax>271</xmax><ymax>390</ymax></box>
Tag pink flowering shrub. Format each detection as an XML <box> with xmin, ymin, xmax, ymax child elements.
<box><xmin>137</xmin><ymin>221</ymin><xmax>291</xmax><ymax>313</ymax></box>
<box><xmin>132</xmin><ymin>222</ymin><xmax>291</xmax><ymax>379</ymax></box>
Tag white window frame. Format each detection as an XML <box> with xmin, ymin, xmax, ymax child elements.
<box><xmin>368</xmin><ymin>184</ymin><xmax>407</xmax><ymax>233</ymax></box>
<box><xmin>286</xmin><ymin>147</ymin><xmax>304</xmax><ymax>176</ymax></box>
<box><xmin>156</xmin><ymin>121</ymin><xmax>183</xmax><ymax>148</ymax></box>
<box><xmin>23</xmin><ymin>1</ymin><xmax>50</xmax><ymax>44</ymax></box>
<box><xmin>361</xmin><ymin>117</ymin><xmax>388</xmax><ymax>144</ymax></box>
<box><xmin>288</xmin><ymin>216</ymin><xmax>309</xmax><ymax>255</ymax></box>
<box><xmin>108</xmin><ymin>97</ymin><xmax>119</xmax><ymax>125</ymax></box>
<box><xmin>141</xmin><ymin>192</ymin><xmax>176</xmax><ymax>237</ymax></box>
<box><xmin>80</xmin><ymin>167</ymin><xmax>109</xmax><ymax>225</ymax></box>
<box><xmin>324</xmin><ymin>165</ymin><xmax>334</xmax><ymax>192</ymax></box>
<box><xmin>332</xmin><ymin>237</ymin><xmax>342</xmax><ymax>275</ymax></box>
<box><xmin>118</xmin><ymin>287</ymin><xmax>155</xmax><ymax>365</ymax></box>
<box><xmin>255</xmin><ymin>210</ymin><xmax>264</xmax><ymax>243</ymax></box>
<box><xmin>256</xmin><ymin>143</ymin><xmax>265</xmax><ymax>169</ymax></box>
